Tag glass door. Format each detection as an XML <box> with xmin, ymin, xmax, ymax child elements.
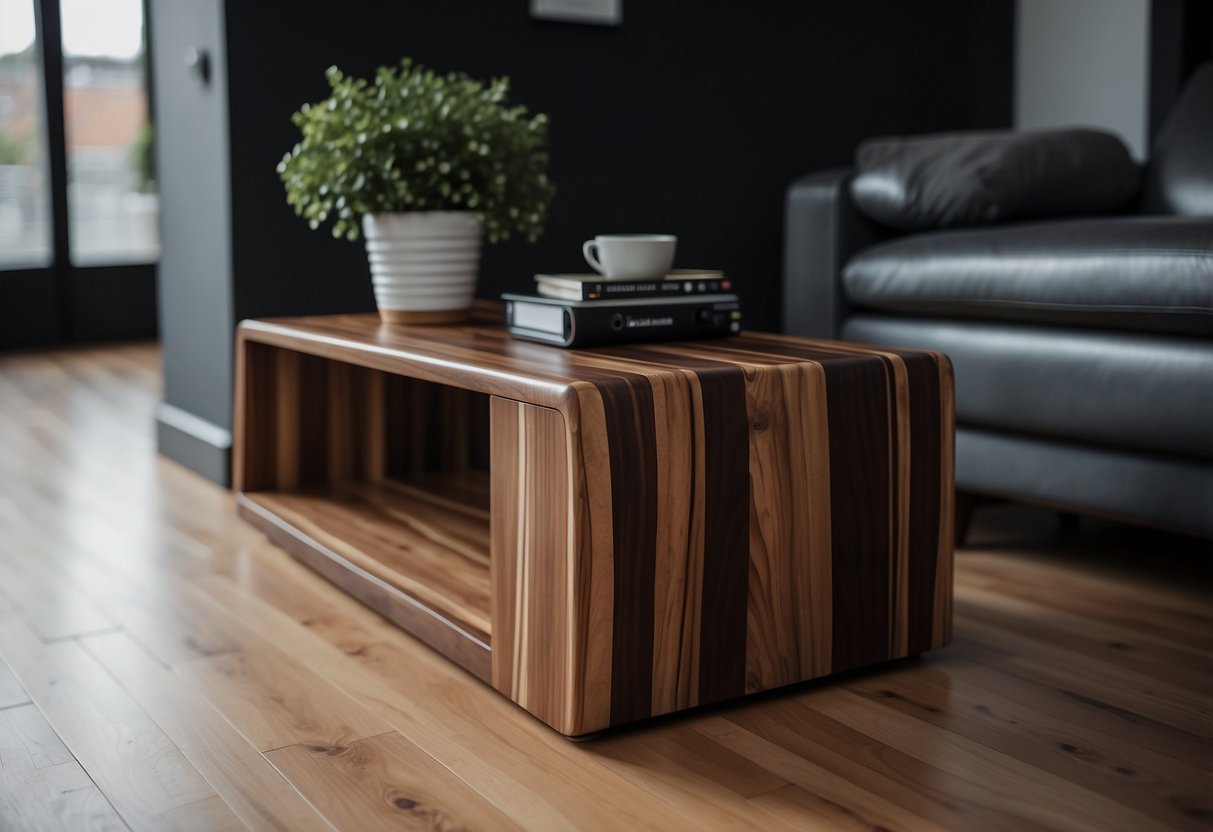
<box><xmin>0</xmin><ymin>0</ymin><xmax>52</xmax><ymax>268</ymax></box>
<box><xmin>62</xmin><ymin>0</ymin><xmax>158</xmax><ymax>266</ymax></box>
<box><xmin>0</xmin><ymin>0</ymin><xmax>157</xmax><ymax>348</ymax></box>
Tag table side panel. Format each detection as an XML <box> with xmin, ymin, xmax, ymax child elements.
<box><xmin>705</xmin><ymin>338</ymin><xmax>955</xmax><ymax>672</ymax></box>
<box><xmin>768</xmin><ymin>340</ymin><xmax>955</xmax><ymax>664</ymax></box>
<box><xmin>935</xmin><ymin>354</ymin><xmax>957</xmax><ymax>648</ymax></box>
<box><xmin>744</xmin><ymin>361</ymin><xmax>834</xmax><ymax>690</ymax></box>
<box><xmin>490</xmin><ymin>398</ymin><xmax>573</xmax><ymax>734</ymax></box>
<box><xmin>568</xmin><ymin>340</ymin><xmax>954</xmax><ymax>731</ymax></box>
<box><xmin>563</xmin><ymin>384</ymin><xmax>617</xmax><ymax>734</ymax></box>
<box><xmin>645</xmin><ymin>369</ymin><xmax>702</xmax><ymax>717</ymax></box>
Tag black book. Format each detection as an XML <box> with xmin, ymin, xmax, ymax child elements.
<box><xmin>535</xmin><ymin>270</ymin><xmax>730</xmax><ymax>301</ymax></box>
<box><xmin>503</xmin><ymin>293</ymin><xmax>742</xmax><ymax>348</ymax></box>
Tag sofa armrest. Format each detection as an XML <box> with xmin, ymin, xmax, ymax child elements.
<box><xmin>782</xmin><ymin>168</ymin><xmax>891</xmax><ymax>338</ymax></box>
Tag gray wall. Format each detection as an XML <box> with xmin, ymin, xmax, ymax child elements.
<box><xmin>150</xmin><ymin>0</ymin><xmax>234</xmax><ymax>483</ymax></box>
<box><xmin>1016</xmin><ymin>0</ymin><xmax>1151</xmax><ymax>157</ymax></box>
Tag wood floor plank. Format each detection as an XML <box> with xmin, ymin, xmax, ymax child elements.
<box><xmin>0</xmin><ymin>618</ymin><xmax>245</xmax><ymax>832</ymax></box>
<box><xmin>955</xmin><ymin>605</ymin><xmax>1213</xmax><ymax>731</ymax></box>
<box><xmin>751</xmin><ymin>783</ymin><xmax>927</xmax><ymax>832</ymax></box>
<box><xmin>0</xmin><ymin>499</ymin><xmax>246</xmax><ymax>670</ymax></box>
<box><xmin>692</xmin><ymin>715</ymin><xmax>949</xmax><ymax>832</ymax></box>
<box><xmin>266</xmin><ymin>732</ymin><xmax>525</xmax><ymax>831</ymax></box>
<box><xmin>842</xmin><ymin>660</ymin><xmax>1212</xmax><ymax>831</ymax></box>
<box><xmin>175</xmin><ymin>646</ymin><xmax>393</xmax><ymax>752</ymax></box>
<box><xmin>91</xmin><ymin>582</ymin><xmax>243</xmax><ymax>667</ymax></box>
<box><xmin>159</xmin><ymin>797</ymin><xmax>252</xmax><ymax>832</ymax></box>
<box><xmin>81</xmin><ymin>632</ymin><xmax>327</xmax><ymax>832</ymax></box>
<box><xmin>957</xmin><ymin>554</ymin><xmax>1213</xmax><ymax>655</ymax></box>
<box><xmin>958</xmin><ymin>548</ymin><xmax>1213</xmax><ymax>617</ymax></box>
<box><xmin>0</xmin><ymin>682</ymin><xmax>114</xmax><ymax>832</ymax></box>
<box><xmin>0</xmin><ymin>704</ymin><xmax>73</xmax><ymax>773</ymax></box>
<box><xmin>0</xmin><ymin>762</ymin><xmax>129</xmax><ymax>832</ymax></box>
<box><xmin>0</xmin><ymin>660</ymin><xmax>30</xmax><ymax>710</ymax></box>
<box><xmin>585</xmin><ymin>728</ymin><xmax>805</xmax><ymax>831</ymax></box>
<box><xmin>726</xmin><ymin>696</ymin><xmax>1059</xmax><ymax>832</ymax></box>
<box><xmin>800</xmin><ymin>687</ymin><xmax>1176</xmax><ymax>832</ymax></box>
<box><xmin>952</xmin><ymin>624</ymin><xmax>1213</xmax><ymax>742</ymax></box>
<box><xmin>934</xmin><ymin>652</ymin><xmax>1212</xmax><ymax>772</ymax></box>
<box><xmin>0</xmin><ymin>544</ymin><xmax>116</xmax><ymax>641</ymax></box>
<box><xmin>955</xmin><ymin>584</ymin><xmax>1212</xmax><ymax>684</ymax></box>
<box><xmin>194</xmin><ymin>569</ymin><xmax>716</xmax><ymax>831</ymax></box>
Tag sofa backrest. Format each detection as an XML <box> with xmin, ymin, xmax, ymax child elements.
<box><xmin>1141</xmin><ymin>62</ymin><xmax>1213</xmax><ymax>216</ymax></box>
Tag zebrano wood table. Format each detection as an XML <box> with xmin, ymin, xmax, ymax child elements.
<box><xmin>234</xmin><ymin>311</ymin><xmax>955</xmax><ymax>737</ymax></box>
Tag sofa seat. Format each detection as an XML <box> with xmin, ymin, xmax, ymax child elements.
<box><xmin>785</xmin><ymin>63</ymin><xmax>1213</xmax><ymax>536</ymax></box>
<box><xmin>843</xmin><ymin>315</ymin><xmax>1213</xmax><ymax>460</ymax></box>
<box><xmin>843</xmin><ymin>217</ymin><xmax>1213</xmax><ymax>336</ymax></box>
<box><xmin>954</xmin><ymin>428</ymin><xmax>1212</xmax><ymax>536</ymax></box>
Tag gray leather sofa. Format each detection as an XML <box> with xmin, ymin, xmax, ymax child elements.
<box><xmin>783</xmin><ymin>65</ymin><xmax>1213</xmax><ymax>538</ymax></box>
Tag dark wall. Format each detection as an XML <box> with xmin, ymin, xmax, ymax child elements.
<box><xmin>225</xmin><ymin>1</ymin><xmax>1014</xmax><ymax>333</ymax></box>
<box><xmin>1150</xmin><ymin>0</ymin><xmax>1213</xmax><ymax>143</ymax></box>
<box><xmin>153</xmin><ymin>0</ymin><xmax>1013</xmax><ymax>483</ymax></box>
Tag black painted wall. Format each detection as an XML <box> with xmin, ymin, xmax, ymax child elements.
<box><xmin>1150</xmin><ymin>0</ymin><xmax>1213</xmax><ymax>143</ymax></box>
<box><xmin>225</xmin><ymin>1</ymin><xmax>1014</xmax><ymax>333</ymax></box>
<box><xmin>153</xmin><ymin>0</ymin><xmax>1015</xmax><ymax>482</ymax></box>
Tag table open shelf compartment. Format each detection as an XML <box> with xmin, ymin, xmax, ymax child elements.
<box><xmin>235</xmin><ymin>341</ymin><xmax>496</xmax><ymax>679</ymax></box>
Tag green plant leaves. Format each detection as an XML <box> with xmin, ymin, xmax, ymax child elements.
<box><xmin>278</xmin><ymin>57</ymin><xmax>556</xmax><ymax>243</ymax></box>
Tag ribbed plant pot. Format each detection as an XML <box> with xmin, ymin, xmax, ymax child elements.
<box><xmin>362</xmin><ymin>211</ymin><xmax>483</xmax><ymax>325</ymax></box>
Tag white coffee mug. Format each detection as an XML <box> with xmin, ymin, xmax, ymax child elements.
<box><xmin>582</xmin><ymin>234</ymin><xmax>677</xmax><ymax>280</ymax></box>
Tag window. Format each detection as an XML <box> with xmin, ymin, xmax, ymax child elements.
<box><xmin>0</xmin><ymin>0</ymin><xmax>52</xmax><ymax>268</ymax></box>
<box><xmin>0</xmin><ymin>0</ymin><xmax>157</xmax><ymax>347</ymax></box>
<box><xmin>61</xmin><ymin>0</ymin><xmax>157</xmax><ymax>265</ymax></box>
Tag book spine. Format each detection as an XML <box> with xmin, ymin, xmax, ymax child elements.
<box><xmin>508</xmin><ymin>297</ymin><xmax>741</xmax><ymax>348</ymax></box>
<box><xmin>543</xmin><ymin>278</ymin><xmax>729</xmax><ymax>301</ymax></box>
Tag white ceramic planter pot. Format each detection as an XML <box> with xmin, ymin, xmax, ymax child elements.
<box><xmin>362</xmin><ymin>211</ymin><xmax>483</xmax><ymax>324</ymax></box>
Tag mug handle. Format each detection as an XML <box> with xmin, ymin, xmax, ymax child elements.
<box><xmin>582</xmin><ymin>239</ymin><xmax>604</xmax><ymax>274</ymax></box>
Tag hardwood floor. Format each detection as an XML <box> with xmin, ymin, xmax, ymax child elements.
<box><xmin>0</xmin><ymin>342</ymin><xmax>1209</xmax><ymax>832</ymax></box>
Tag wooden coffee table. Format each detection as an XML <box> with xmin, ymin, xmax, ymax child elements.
<box><xmin>233</xmin><ymin>310</ymin><xmax>954</xmax><ymax>736</ymax></box>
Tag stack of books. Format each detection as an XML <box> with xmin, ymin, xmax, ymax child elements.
<box><xmin>504</xmin><ymin>269</ymin><xmax>742</xmax><ymax>348</ymax></box>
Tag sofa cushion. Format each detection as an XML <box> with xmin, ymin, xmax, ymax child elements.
<box><xmin>842</xmin><ymin>315</ymin><xmax>1213</xmax><ymax>460</ymax></box>
<box><xmin>850</xmin><ymin>129</ymin><xmax>1140</xmax><ymax>231</ymax></box>
<box><xmin>843</xmin><ymin>217</ymin><xmax>1213</xmax><ymax>336</ymax></box>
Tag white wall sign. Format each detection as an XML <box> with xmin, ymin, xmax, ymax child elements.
<box><xmin>532</xmin><ymin>0</ymin><xmax>621</xmax><ymax>26</ymax></box>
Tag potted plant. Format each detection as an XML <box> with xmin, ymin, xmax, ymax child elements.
<box><xmin>278</xmin><ymin>59</ymin><xmax>555</xmax><ymax>323</ymax></box>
